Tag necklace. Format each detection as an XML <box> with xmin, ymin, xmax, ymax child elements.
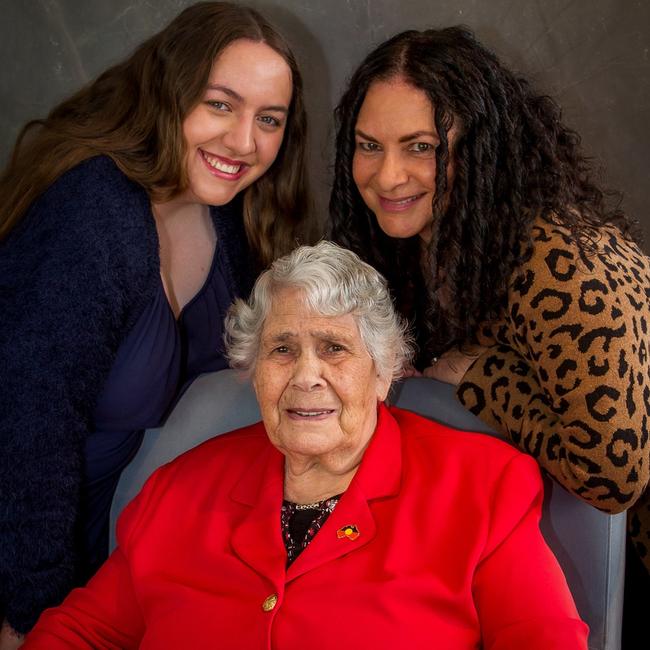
<box><xmin>294</xmin><ymin>501</ymin><xmax>326</xmax><ymax>510</ymax></box>
<box><xmin>281</xmin><ymin>494</ymin><xmax>342</xmax><ymax>566</ymax></box>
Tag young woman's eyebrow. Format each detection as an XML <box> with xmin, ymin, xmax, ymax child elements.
<box><xmin>206</xmin><ymin>84</ymin><xmax>288</xmax><ymax>113</ymax></box>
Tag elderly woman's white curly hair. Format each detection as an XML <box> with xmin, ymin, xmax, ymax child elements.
<box><xmin>224</xmin><ymin>241</ymin><xmax>413</xmax><ymax>383</ymax></box>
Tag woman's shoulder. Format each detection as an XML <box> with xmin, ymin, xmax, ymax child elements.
<box><xmin>508</xmin><ymin>216</ymin><xmax>649</xmax><ymax>314</ymax></box>
<box><xmin>4</xmin><ymin>155</ymin><xmax>156</xmax><ymax>267</ymax></box>
<box><xmin>57</xmin><ymin>154</ymin><xmax>130</xmax><ymax>181</ymax></box>
<box><xmin>523</xmin><ymin>217</ymin><xmax>648</xmax><ymax>277</ymax></box>
<box><xmin>35</xmin><ymin>155</ymin><xmax>151</xmax><ymax>227</ymax></box>
<box><xmin>390</xmin><ymin>406</ymin><xmax>533</xmax><ymax>469</ymax></box>
<box><xmin>389</xmin><ymin>407</ymin><xmax>542</xmax><ymax>511</ymax></box>
<box><xmin>1</xmin><ymin>155</ymin><xmax>159</xmax><ymax>320</ymax></box>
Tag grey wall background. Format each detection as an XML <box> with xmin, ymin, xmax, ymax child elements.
<box><xmin>1</xmin><ymin>0</ymin><xmax>649</xmax><ymax>249</ymax></box>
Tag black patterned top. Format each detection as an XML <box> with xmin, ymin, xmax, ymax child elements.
<box><xmin>281</xmin><ymin>495</ymin><xmax>341</xmax><ymax>566</ymax></box>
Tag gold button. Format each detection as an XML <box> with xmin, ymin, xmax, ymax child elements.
<box><xmin>262</xmin><ymin>593</ymin><xmax>278</xmax><ymax>612</ymax></box>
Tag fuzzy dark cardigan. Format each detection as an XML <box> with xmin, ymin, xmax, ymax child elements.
<box><xmin>0</xmin><ymin>156</ymin><xmax>253</xmax><ymax>632</ymax></box>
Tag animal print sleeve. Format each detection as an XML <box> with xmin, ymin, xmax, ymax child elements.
<box><xmin>456</xmin><ymin>223</ymin><xmax>650</xmax><ymax>514</ymax></box>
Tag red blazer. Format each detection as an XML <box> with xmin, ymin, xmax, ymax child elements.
<box><xmin>25</xmin><ymin>405</ymin><xmax>588</xmax><ymax>649</ymax></box>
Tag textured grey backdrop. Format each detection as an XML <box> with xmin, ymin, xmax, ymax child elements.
<box><xmin>1</xmin><ymin>0</ymin><xmax>648</xmax><ymax>248</ymax></box>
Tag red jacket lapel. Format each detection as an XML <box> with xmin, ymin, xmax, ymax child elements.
<box><xmin>287</xmin><ymin>404</ymin><xmax>402</xmax><ymax>581</ymax></box>
<box><xmin>229</xmin><ymin>441</ymin><xmax>287</xmax><ymax>585</ymax></box>
<box><xmin>228</xmin><ymin>405</ymin><xmax>402</xmax><ymax>584</ymax></box>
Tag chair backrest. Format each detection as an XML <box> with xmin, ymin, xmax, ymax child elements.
<box><xmin>110</xmin><ymin>371</ymin><xmax>625</xmax><ymax>650</ymax></box>
<box><xmin>109</xmin><ymin>369</ymin><xmax>261</xmax><ymax>546</ymax></box>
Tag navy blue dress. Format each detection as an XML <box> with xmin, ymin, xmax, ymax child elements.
<box><xmin>80</xmin><ymin>243</ymin><xmax>235</xmax><ymax>578</ymax></box>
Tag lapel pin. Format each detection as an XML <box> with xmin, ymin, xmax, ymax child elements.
<box><xmin>337</xmin><ymin>524</ymin><xmax>360</xmax><ymax>541</ymax></box>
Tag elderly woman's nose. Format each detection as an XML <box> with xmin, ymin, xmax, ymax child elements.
<box><xmin>291</xmin><ymin>350</ymin><xmax>325</xmax><ymax>390</ymax></box>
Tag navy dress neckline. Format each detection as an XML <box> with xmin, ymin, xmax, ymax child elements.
<box><xmin>81</xmin><ymin>241</ymin><xmax>235</xmax><ymax>577</ymax></box>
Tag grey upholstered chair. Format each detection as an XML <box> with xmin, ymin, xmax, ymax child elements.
<box><xmin>110</xmin><ymin>370</ymin><xmax>625</xmax><ymax>650</ymax></box>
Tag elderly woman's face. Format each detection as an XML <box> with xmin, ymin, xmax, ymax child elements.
<box><xmin>253</xmin><ymin>287</ymin><xmax>391</xmax><ymax>460</ymax></box>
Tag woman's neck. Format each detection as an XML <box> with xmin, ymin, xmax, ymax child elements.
<box><xmin>282</xmin><ymin>453</ymin><xmax>363</xmax><ymax>505</ymax></box>
<box><xmin>151</xmin><ymin>196</ymin><xmax>207</xmax><ymax>223</ymax></box>
<box><xmin>150</xmin><ymin>199</ymin><xmax>216</xmax><ymax>318</ymax></box>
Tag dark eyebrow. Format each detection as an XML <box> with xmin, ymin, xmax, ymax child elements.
<box><xmin>398</xmin><ymin>130</ymin><xmax>438</xmax><ymax>143</ymax></box>
<box><xmin>355</xmin><ymin>129</ymin><xmax>379</xmax><ymax>142</ymax></box>
<box><xmin>206</xmin><ymin>84</ymin><xmax>289</xmax><ymax>114</ymax></box>
<box><xmin>355</xmin><ymin>128</ymin><xmax>438</xmax><ymax>143</ymax></box>
<box><xmin>207</xmin><ymin>84</ymin><xmax>244</xmax><ymax>102</ymax></box>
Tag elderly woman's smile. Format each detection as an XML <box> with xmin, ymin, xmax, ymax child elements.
<box><xmin>253</xmin><ymin>287</ymin><xmax>391</xmax><ymax>470</ymax></box>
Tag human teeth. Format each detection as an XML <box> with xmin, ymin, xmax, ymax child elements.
<box><xmin>203</xmin><ymin>153</ymin><xmax>241</xmax><ymax>174</ymax></box>
<box><xmin>391</xmin><ymin>195</ymin><xmax>419</xmax><ymax>205</ymax></box>
<box><xmin>294</xmin><ymin>410</ymin><xmax>330</xmax><ymax>417</ymax></box>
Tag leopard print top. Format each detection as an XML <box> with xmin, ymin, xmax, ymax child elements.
<box><xmin>456</xmin><ymin>221</ymin><xmax>650</xmax><ymax>572</ymax></box>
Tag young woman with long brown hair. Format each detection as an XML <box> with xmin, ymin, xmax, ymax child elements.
<box><xmin>0</xmin><ymin>3</ymin><xmax>310</xmax><ymax>644</ymax></box>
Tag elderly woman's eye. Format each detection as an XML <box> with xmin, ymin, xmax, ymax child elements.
<box><xmin>326</xmin><ymin>343</ymin><xmax>346</xmax><ymax>354</ymax></box>
<box><xmin>272</xmin><ymin>345</ymin><xmax>290</xmax><ymax>354</ymax></box>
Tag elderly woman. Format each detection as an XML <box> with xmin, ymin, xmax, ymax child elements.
<box><xmin>24</xmin><ymin>242</ymin><xmax>587</xmax><ymax>649</ymax></box>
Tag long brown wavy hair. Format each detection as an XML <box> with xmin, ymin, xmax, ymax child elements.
<box><xmin>0</xmin><ymin>1</ymin><xmax>310</xmax><ymax>268</ymax></box>
<box><xmin>330</xmin><ymin>26</ymin><xmax>640</xmax><ymax>365</ymax></box>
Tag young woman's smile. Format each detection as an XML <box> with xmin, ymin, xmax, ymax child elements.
<box><xmin>199</xmin><ymin>150</ymin><xmax>250</xmax><ymax>180</ymax></box>
<box><xmin>181</xmin><ymin>38</ymin><xmax>293</xmax><ymax>207</ymax></box>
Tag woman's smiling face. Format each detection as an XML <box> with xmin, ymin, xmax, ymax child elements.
<box><xmin>180</xmin><ymin>38</ymin><xmax>293</xmax><ymax>207</ymax></box>
<box><xmin>352</xmin><ymin>77</ymin><xmax>458</xmax><ymax>243</ymax></box>
<box><xmin>253</xmin><ymin>287</ymin><xmax>391</xmax><ymax>463</ymax></box>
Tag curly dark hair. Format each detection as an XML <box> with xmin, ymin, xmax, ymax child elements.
<box><xmin>330</xmin><ymin>25</ymin><xmax>639</xmax><ymax>365</ymax></box>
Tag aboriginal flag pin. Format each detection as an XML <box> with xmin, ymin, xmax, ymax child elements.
<box><xmin>337</xmin><ymin>524</ymin><xmax>360</xmax><ymax>541</ymax></box>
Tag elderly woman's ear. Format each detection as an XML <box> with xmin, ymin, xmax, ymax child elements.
<box><xmin>376</xmin><ymin>369</ymin><xmax>393</xmax><ymax>403</ymax></box>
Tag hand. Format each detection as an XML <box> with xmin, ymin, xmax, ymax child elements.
<box><xmin>0</xmin><ymin>620</ymin><xmax>24</xmax><ymax>650</ymax></box>
<box><xmin>401</xmin><ymin>365</ymin><xmax>422</xmax><ymax>378</ymax></box>
<box><xmin>422</xmin><ymin>345</ymin><xmax>488</xmax><ymax>386</ymax></box>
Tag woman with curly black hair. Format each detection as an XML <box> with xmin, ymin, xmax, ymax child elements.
<box><xmin>330</xmin><ymin>26</ymin><xmax>650</xmax><ymax>643</ymax></box>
